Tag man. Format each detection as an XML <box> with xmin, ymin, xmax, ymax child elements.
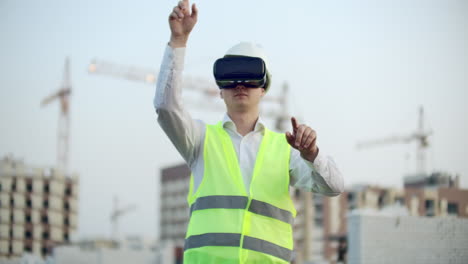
<box><xmin>155</xmin><ymin>1</ymin><xmax>344</xmax><ymax>263</ymax></box>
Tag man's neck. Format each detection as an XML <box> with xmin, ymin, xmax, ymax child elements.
<box><xmin>227</xmin><ymin>109</ymin><xmax>259</xmax><ymax>136</ymax></box>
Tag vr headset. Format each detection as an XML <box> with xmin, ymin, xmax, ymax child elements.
<box><xmin>213</xmin><ymin>57</ymin><xmax>267</xmax><ymax>89</ymax></box>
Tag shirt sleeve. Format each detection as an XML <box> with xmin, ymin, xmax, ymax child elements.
<box><xmin>289</xmin><ymin>148</ymin><xmax>344</xmax><ymax>196</ymax></box>
<box><xmin>154</xmin><ymin>44</ymin><xmax>204</xmax><ymax>166</ymax></box>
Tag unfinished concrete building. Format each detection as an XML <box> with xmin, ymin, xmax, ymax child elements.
<box><xmin>0</xmin><ymin>156</ymin><xmax>79</xmax><ymax>260</ymax></box>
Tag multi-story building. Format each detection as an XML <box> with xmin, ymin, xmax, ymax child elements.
<box><xmin>0</xmin><ymin>155</ymin><xmax>79</xmax><ymax>260</ymax></box>
<box><xmin>159</xmin><ymin>164</ymin><xmax>190</xmax><ymax>264</ymax></box>
<box><xmin>292</xmin><ymin>189</ymin><xmax>328</xmax><ymax>264</ymax></box>
<box><xmin>403</xmin><ymin>172</ymin><xmax>466</xmax><ymax>217</ymax></box>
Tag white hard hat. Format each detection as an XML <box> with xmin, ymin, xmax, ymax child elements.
<box><xmin>224</xmin><ymin>42</ymin><xmax>272</xmax><ymax>91</ymax></box>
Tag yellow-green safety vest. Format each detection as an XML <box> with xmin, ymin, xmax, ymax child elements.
<box><xmin>184</xmin><ymin>122</ymin><xmax>297</xmax><ymax>264</ymax></box>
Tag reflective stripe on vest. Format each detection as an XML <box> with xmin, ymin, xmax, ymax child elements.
<box><xmin>190</xmin><ymin>195</ymin><xmax>293</xmax><ymax>224</ymax></box>
<box><xmin>185</xmin><ymin>233</ymin><xmax>292</xmax><ymax>262</ymax></box>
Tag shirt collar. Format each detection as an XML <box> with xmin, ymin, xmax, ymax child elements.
<box><xmin>222</xmin><ymin>113</ymin><xmax>266</xmax><ymax>134</ymax></box>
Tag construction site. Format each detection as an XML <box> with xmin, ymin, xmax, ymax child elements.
<box><xmin>1</xmin><ymin>55</ymin><xmax>467</xmax><ymax>264</ymax></box>
<box><xmin>2</xmin><ymin>1</ymin><xmax>468</xmax><ymax>263</ymax></box>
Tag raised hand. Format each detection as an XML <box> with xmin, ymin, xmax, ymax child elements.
<box><xmin>168</xmin><ymin>0</ymin><xmax>198</xmax><ymax>48</ymax></box>
<box><xmin>285</xmin><ymin>117</ymin><xmax>319</xmax><ymax>162</ymax></box>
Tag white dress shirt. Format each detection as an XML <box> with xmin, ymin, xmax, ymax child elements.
<box><xmin>154</xmin><ymin>45</ymin><xmax>343</xmax><ymax>196</ymax></box>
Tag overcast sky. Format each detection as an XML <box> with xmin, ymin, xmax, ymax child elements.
<box><xmin>1</xmin><ymin>0</ymin><xmax>467</xmax><ymax>240</ymax></box>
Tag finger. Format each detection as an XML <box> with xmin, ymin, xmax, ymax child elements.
<box><xmin>285</xmin><ymin>132</ymin><xmax>296</xmax><ymax>147</ymax></box>
<box><xmin>178</xmin><ymin>0</ymin><xmax>186</xmax><ymax>9</ymax></box>
<box><xmin>173</xmin><ymin>6</ymin><xmax>184</xmax><ymax>18</ymax></box>
<box><xmin>303</xmin><ymin>131</ymin><xmax>316</xmax><ymax>149</ymax></box>
<box><xmin>291</xmin><ymin>117</ymin><xmax>298</xmax><ymax>134</ymax></box>
<box><xmin>179</xmin><ymin>0</ymin><xmax>190</xmax><ymax>16</ymax></box>
<box><xmin>169</xmin><ymin>12</ymin><xmax>179</xmax><ymax>20</ymax></box>
<box><xmin>191</xmin><ymin>3</ymin><xmax>198</xmax><ymax>19</ymax></box>
<box><xmin>300</xmin><ymin>128</ymin><xmax>313</xmax><ymax>147</ymax></box>
<box><xmin>295</xmin><ymin>125</ymin><xmax>306</xmax><ymax>148</ymax></box>
<box><xmin>285</xmin><ymin>131</ymin><xmax>295</xmax><ymax>142</ymax></box>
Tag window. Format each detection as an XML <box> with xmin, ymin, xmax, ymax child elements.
<box><xmin>41</xmin><ymin>215</ymin><xmax>48</xmax><ymax>224</ymax></box>
<box><xmin>314</xmin><ymin>218</ymin><xmax>323</xmax><ymax>227</ymax></box>
<box><xmin>448</xmin><ymin>202</ymin><xmax>459</xmax><ymax>216</ymax></box>
<box><xmin>64</xmin><ymin>202</ymin><xmax>70</xmax><ymax>211</ymax></box>
<box><xmin>295</xmin><ymin>189</ymin><xmax>301</xmax><ymax>198</ymax></box>
<box><xmin>64</xmin><ymin>233</ymin><xmax>69</xmax><ymax>241</ymax></box>
<box><xmin>43</xmin><ymin>200</ymin><xmax>49</xmax><ymax>208</ymax></box>
<box><xmin>42</xmin><ymin>232</ymin><xmax>49</xmax><ymax>239</ymax></box>
<box><xmin>25</xmin><ymin>214</ymin><xmax>32</xmax><ymax>223</ymax></box>
<box><xmin>26</xmin><ymin>199</ymin><xmax>32</xmax><ymax>208</ymax></box>
<box><xmin>25</xmin><ymin>230</ymin><xmax>32</xmax><ymax>239</ymax></box>
<box><xmin>43</xmin><ymin>184</ymin><xmax>49</xmax><ymax>193</ymax></box>
<box><xmin>395</xmin><ymin>198</ymin><xmax>405</xmax><ymax>205</ymax></box>
<box><xmin>64</xmin><ymin>217</ymin><xmax>69</xmax><ymax>225</ymax></box>
<box><xmin>378</xmin><ymin>196</ymin><xmax>384</xmax><ymax>208</ymax></box>
<box><xmin>315</xmin><ymin>204</ymin><xmax>323</xmax><ymax>214</ymax></box>
<box><xmin>24</xmin><ymin>245</ymin><xmax>32</xmax><ymax>252</ymax></box>
<box><xmin>65</xmin><ymin>188</ymin><xmax>72</xmax><ymax>196</ymax></box>
<box><xmin>41</xmin><ymin>247</ymin><xmax>48</xmax><ymax>256</ymax></box>
<box><xmin>425</xmin><ymin>200</ymin><xmax>435</xmax><ymax>216</ymax></box>
<box><xmin>26</xmin><ymin>183</ymin><xmax>33</xmax><ymax>192</ymax></box>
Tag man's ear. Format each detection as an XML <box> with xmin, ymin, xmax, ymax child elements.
<box><xmin>261</xmin><ymin>88</ymin><xmax>266</xmax><ymax>97</ymax></box>
<box><xmin>220</xmin><ymin>90</ymin><xmax>224</xmax><ymax>99</ymax></box>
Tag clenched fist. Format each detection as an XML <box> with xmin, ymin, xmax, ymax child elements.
<box><xmin>285</xmin><ymin>117</ymin><xmax>319</xmax><ymax>162</ymax></box>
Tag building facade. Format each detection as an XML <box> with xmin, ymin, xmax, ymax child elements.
<box><xmin>159</xmin><ymin>164</ymin><xmax>190</xmax><ymax>264</ymax></box>
<box><xmin>0</xmin><ymin>156</ymin><xmax>79</xmax><ymax>260</ymax></box>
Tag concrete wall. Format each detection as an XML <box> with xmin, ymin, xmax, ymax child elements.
<box><xmin>348</xmin><ymin>214</ymin><xmax>468</xmax><ymax>264</ymax></box>
<box><xmin>54</xmin><ymin>246</ymin><xmax>157</xmax><ymax>264</ymax></box>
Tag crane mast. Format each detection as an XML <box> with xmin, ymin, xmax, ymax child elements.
<box><xmin>41</xmin><ymin>57</ymin><xmax>72</xmax><ymax>174</ymax></box>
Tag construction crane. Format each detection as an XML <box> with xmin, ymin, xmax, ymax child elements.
<box><xmin>88</xmin><ymin>58</ymin><xmax>291</xmax><ymax>131</ymax></box>
<box><xmin>110</xmin><ymin>196</ymin><xmax>137</xmax><ymax>241</ymax></box>
<box><xmin>356</xmin><ymin>106</ymin><xmax>433</xmax><ymax>174</ymax></box>
<box><xmin>41</xmin><ymin>57</ymin><xmax>72</xmax><ymax>174</ymax></box>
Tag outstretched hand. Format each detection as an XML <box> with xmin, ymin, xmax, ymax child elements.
<box><xmin>168</xmin><ymin>0</ymin><xmax>198</xmax><ymax>48</ymax></box>
<box><xmin>285</xmin><ymin>117</ymin><xmax>319</xmax><ymax>162</ymax></box>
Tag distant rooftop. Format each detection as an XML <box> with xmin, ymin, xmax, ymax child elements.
<box><xmin>404</xmin><ymin>171</ymin><xmax>460</xmax><ymax>189</ymax></box>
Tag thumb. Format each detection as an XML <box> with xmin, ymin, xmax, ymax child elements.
<box><xmin>191</xmin><ymin>3</ymin><xmax>198</xmax><ymax>19</ymax></box>
<box><xmin>285</xmin><ymin>132</ymin><xmax>295</xmax><ymax>147</ymax></box>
